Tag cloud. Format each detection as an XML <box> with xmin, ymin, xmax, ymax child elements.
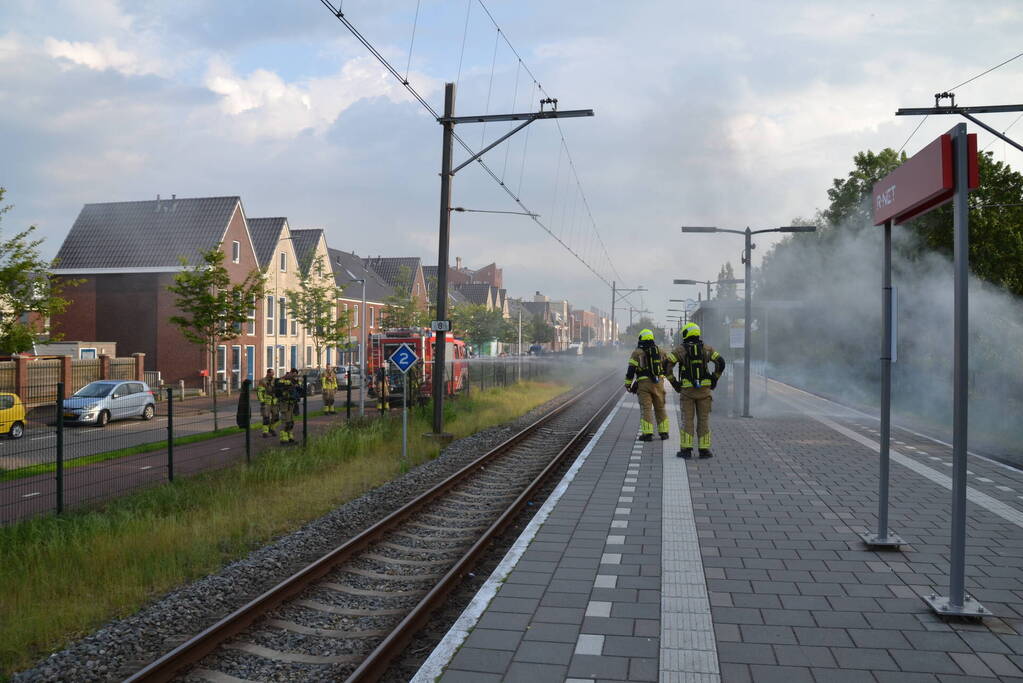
<box><xmin>44</xmin><ymin>37</ymin><xmax>166</xmax><ymax>76</ymax></box>
<box><xmin>203</xmin><ymin>55</ymin><xmax>438</xmax><ymax>140</ymax></box>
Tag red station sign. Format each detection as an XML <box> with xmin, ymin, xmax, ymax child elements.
<box><xmin>872</xmin><ymin>132</ymin><xmax>979</xmax><ymax>225</ymax></box>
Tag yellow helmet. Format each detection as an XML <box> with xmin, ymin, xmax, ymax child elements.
<box><xmin>638</xmin><ymin>328</ymin><xmax>655</xmax><ymax>342</ymax></box>
<box><xmin>682</xmin><ymin>322</ymin><xmax>701</xmax><ymax>340</ymax></box>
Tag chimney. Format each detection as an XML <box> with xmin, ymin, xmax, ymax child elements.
<box><xmin>456</xmin><ymin>256</ymin><xmax>462</xmax><ymax>270</ymax></box>
<box><xmin>155</xmin><ymin>194</ymin><xmax>161</xmax><ymax>212</ymax></box>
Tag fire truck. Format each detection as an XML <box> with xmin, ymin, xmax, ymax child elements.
<box><xmin>369</xmin><ymin>328</ymin><xmax>469</xmax><ymax>405</ymax></box>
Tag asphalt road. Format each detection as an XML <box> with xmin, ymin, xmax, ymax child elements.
<box><xmin>0</xmin><ymin>389</ymin><xmax>369</xmax><ymax>470</ymax></box>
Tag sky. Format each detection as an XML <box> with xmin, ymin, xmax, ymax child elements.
<box><xmin>1</xmin><ymin>0</ymin><xmax>1022</xmax><ymax>328</ymax></box>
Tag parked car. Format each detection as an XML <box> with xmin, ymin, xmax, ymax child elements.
<box><xmin>62</xmin><ymin>380</ymin><xmax>155</xmax><ymax>426</ymax></box>
<box><xmin>0</xmin><ymin>392</ymin><xmax>26</xmax><ymax>439</ymax></box>
<box><xmin>342</xmin><ymin>365</ymin><xmax>363</xmax><ymax>388</ymax></box>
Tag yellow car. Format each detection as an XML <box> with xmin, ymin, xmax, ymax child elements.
<box><xmin>0</xmin><ymin>392</ymin><xmax>25</xmax><ymax>439</ymax></box>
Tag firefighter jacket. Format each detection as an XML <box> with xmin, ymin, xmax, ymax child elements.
<box><xmin>256</xmin><ymin>376</ymin><xmax>277</xmax><ymax>405</ymax></box>
<box><xmin>664</xmin><ymin>340</ymin><xmax>726</xmax><ymax>389</ymax></box>
<box><xmin>322</xmin><ymin>372</ymin><xmax>338</xmax><ymax>391</ymax></box>
<box><xmin>274</xmin><ymin>375</ymin><xmax>302</xmax><ymax>405</ymax></box>
<box><xmin>625</xmin><ymin>345</ymin><xmax>667</xmax><ymax>388</ymax></box>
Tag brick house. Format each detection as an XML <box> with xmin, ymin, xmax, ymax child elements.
<box><xmin>365</xmin><ymin>257</ymin><xmax>428</xmax><ymax>309</ymax></box>
<box><xmin>329</xmin><ymin>249</ymin><xmax>393</xmax><ymax>367</ymax></box>
<box><xmin>51</xmin><ymin>196</ymin><xmax>264</xmax><ymax>388</ymax></box>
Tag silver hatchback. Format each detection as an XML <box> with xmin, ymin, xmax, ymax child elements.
<box><xmin>63</xmin><ymin>380</ymin><xmax>156</xmax><ymax>426</ymax></box>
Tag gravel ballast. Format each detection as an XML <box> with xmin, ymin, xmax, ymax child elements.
<box><xmin>12</xmin><ymin>379</ymin><xmax>597</xmax><ymax>683</ymax></box>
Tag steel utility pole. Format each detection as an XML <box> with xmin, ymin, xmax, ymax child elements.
<box><xmin>610</xmin><ymin>281</ymin><xmax>646</xmax><ymax>348</ymax></box>
<box><xmin>430</xmin><ymin>83</ymin><xmax>593</xmax><ymax>436</ymax></box>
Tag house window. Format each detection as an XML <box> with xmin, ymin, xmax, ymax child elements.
<box><xmin>291</xmin><ymin>318</ymin><xmax>297</xmax><ymax>336</ymax></box>
<box><xmin>266</xmin><ymin>346</ymin><xmax>274</xmax><ymax>372</ymax></box>
<box><xmin>231</xmin><ymin>241</ymin><xmax>240</xmax><ymax>264</ymax></box>
<box><xmin>279</xmin><ymin>297</ymin><xmax>287</xmax><ymax>335</ymax></box>
<box><xmin>369</xmin><ymin>306</ymin><xmax>375</xmax><ymax>328</ymax></box>
<box><xmin>353</xmin><ymin>304</ymin><xmax>359</xmax><ymax>327</ymax></box>
<box><xmin>266</xmin><ymin>296</ymin><xmax>274</xmax><ymax>335</ymax></box>
<box><xmin>80</xmin><ymin>348</ymin><xmax>97</xmax><ymax>359</ymax></box>
<box><xmin>280</xmin><ymin>252</ymin><xmax>287</xmax><ymax>272</ymax></box>
<box><xmin>247</xmin><ymin>296</ymin><xmax>256</xmax><ymax>335</ymax></box>
<box><xmin>305</xmin><ymin>346</ymin><xmax>312</xmax><ymax>366</ymax></box>
<box><xmin>414</xmin><ymin>282</ymin><xmax>419</xmax><ymax>296</ymax></box>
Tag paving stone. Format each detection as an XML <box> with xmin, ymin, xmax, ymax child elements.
<box><xmin>502</xmin><ymin>661</ymin><xmax>569</xmax><ymax>683</ymax></box>
<box><xmin>464</xmin><ymin>628</ymin><xmax>524</xmax><ymax>651</ymax></box>
<box><xmin>513</xmin><ymin>641</ymin><xmax>575</xmax><ymax>665</ymax></box>
<box><xmin>522</xmin><ymin>621</ymin><xmax>580</xmax><ymax>643</ymax></box>
<box><xmin>448</xmin><ymin>647</ymin><xmax>514</xmax><ymax>674</ymax></box>
<box><xmin>747</xmin><ymin>664</ymin><xmax>815</xmax><ymax>683</ymax></box>
<box><xmin>566</xmin><ymin>654</ymin><xmax>629</xmax><ymax>680</ymax></box>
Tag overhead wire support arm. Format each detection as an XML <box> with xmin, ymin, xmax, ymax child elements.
<box><xmin>895</xmin><ymin>98</ymin><xmax>1023</xmax><ymax>154</ymax></box>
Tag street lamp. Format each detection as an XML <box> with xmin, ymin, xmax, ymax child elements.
<box><xmin>673</xmin><ymin>277</ymin><xmax>745</xmax><ymax>301</ymax></box>
<box><xmin>680</xmin><ymin>225</ymin><xmax>816</xmax><ymax>417</ymax></box>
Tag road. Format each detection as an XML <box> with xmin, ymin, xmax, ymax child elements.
<box><xmin>0</xmin><ymin>389</ymin><xmax>369</xmax><ymax>470</ymax></box>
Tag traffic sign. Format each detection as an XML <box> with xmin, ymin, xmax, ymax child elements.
<box><xmin>431</xmin><ymin>320</ymin><xmax>450</xmax><ymax>332</ymax></box>
<box><xmin>390</xmin><ymin>343</ymin><xmax>419</xmax><ymax>374</ymax></box>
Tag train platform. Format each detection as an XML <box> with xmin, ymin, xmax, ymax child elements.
<box><xmin>413</xmin><ymin>380</ymin><xmax>1023</xmax><ymax>683</ymax></box>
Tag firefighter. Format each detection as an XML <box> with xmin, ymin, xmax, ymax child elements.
<box><xmin>256</xmin><ymin>369</ymin><xmax>278</xmax><ymax>438</ymax></box>
<box><xmin>665</xmin><ymin>322</ymin><xmax>726</xmax><ymax>459</ymax></box>
<box><xmin>321</xmin><ymin>366</ymin><xmax>338</xmax><ymax>414</ymax></box>
<box><xmin>624</xmin><ymin>329</ymin><xmax>669</xmax><ymax>442</ymax></box>
<box><xmin>275</xmin><ymin>368</ymin><xmax>302</xmax><ymax>444</ymax></box>
<box><xmin>374</xmin><ymin>364</ymin><xmax>390</xmax><ymax>412</ymax></box>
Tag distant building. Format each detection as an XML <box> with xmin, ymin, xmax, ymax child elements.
<box><xmin>51</xmin><ymin>195</ymin><xmax>264</xmax><ymax>388</ymax></box>
<box><xmin>330</xmin><ymin>249</ymin><xmax>393</xmax><ymax>367</ymax></box>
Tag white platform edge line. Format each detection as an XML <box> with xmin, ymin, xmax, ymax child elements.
<box><xmin>410</xmin><ymin>392</ymin><xmax>629</xmax><ymax>683</ymax></box>
<box><xmin>769</xmin><ymin>377</ymin><xmax>1020</xmax><ymax>474</ymax></box>
<box><xmin>773</xmin><ymin>392</ymin><xmax>1023</xmax><ymax>530</ymax></box>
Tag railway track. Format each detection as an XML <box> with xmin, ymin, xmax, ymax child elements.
<box><xmin>124</xmin><ymin>373</ymin><xmax>620</xmax><ymax>683</ymax></box>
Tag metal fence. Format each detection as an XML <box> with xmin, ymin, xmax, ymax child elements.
<box><xmin>0</xmin><ymin>357</ymin><xmax>568</xmax><ymax>524</ymax></box>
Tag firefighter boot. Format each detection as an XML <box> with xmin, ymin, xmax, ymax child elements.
<box><xmin>639</xmin><ymin>433</ymin><xmax>653</xmax><ymax>442</ymax></box>
<box><xmin>699</xmin><ymin>449</ymin><xmax>713</xmax><ymax>459</ymax></box>
<box><xmin>659</xmin><ymin>432</ymin><xmax>669</xmax><ymax>440</ymax></box>
<box><xmin>677</xmin><ymin>448</ymin><xmax>693</xmax><ymax>459</ymax></box>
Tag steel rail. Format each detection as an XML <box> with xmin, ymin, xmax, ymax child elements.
<box><xmin>124</xmin><ymin>372</ymin><xmax>618</xmax><ymax>683</ymax></box>
<box><xmin>347</xmin><ymin>378</ymin><xmax>620</xmax><ymax>681</ymax></box>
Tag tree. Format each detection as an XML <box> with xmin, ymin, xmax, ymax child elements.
<box><xmin>715</xmin><ymin>262</ymin><xmax>739</xmax><ymax>300</ymax></box>
<box><xmin>623</xmin><ymin>317</ymin><xmax>665</xmax><ymax>345</ymax></box>
<box><xmin>168</xmin><ymin>248</ymin><xmax>264</xmax><ymax>429</ymax></box>
<box><xmin>0</xmin><ymin>188</ymin><xmax>79</xmax><ymax>353</ymax></box>
<box><xmin>286</xmin><ymin>255</ymin><xmax>351</xmax><ymax>368</ymax></box>
<box><xmin>380</xmin><ymin>265</ymin><xmax>425</xmax><ymax>329</ymax></box>
<box><xmin>822</xmin><ymin>148</ymin><xmax>905</xmax><ymax>227</ymax></box>
<box><xmin>449</xmin><ymin>303</ymin><xmax>510</xmax><ymax>353</ymax></box>
<box><xmin>528</xmin><ymin>314</ymin><xmax>555</xmax><ymax>345</ymax></box>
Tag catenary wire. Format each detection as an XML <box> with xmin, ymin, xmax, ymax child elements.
<box><xmin>946</xmin><ymin>50</ymin><xmax>1023</xmax><ymax>93</ymax></box>
<box><xmin>317</xmin><ymin>0</ymin><xmax>620</xmax><ymax>288</ymax></box>
<box><xmin>403</xmin><ymin>0</ymin><xmax>422</xmax><ymax>83</ymax></box>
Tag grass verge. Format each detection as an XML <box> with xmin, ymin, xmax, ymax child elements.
<box><xmin>0</xmin><ymin>380</ymin><xmax>568</xmax><ymax>678</ymax></box>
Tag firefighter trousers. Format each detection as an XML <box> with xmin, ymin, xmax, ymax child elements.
<box><xmin>637</xmin><ymin>379</ymin><xmax>668</xmax><ymax>436</ymax></box>
<box><xmin>260</xmin><ymin>402</ymin><xmax>278</xmax><ymax>433</ymax></box>
<box><xmin>679</xmin><ymin>386</ymin><xmax>713</xmax><ymax>449</ymax></box>
<box><xmin>279</xmin><ymin>402</ymin><xmax>296</xmax><ymax>442</ymax></box>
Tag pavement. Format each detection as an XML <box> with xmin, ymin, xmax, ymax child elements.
<box><xmin>416</xmin><ymin>379</ymin><xmax>1023</xmax><ymax>683</ymax></box>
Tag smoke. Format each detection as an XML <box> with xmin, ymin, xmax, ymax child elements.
<box><xmin>753</xmin><ymin>208</ymin><xmax>1023</xmax><ymax>466</ymax></box>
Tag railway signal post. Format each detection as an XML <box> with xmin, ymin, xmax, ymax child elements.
<box><xmin>391</xmin><ymin>343</ymin><xmax>419</xmax><ymax>465</ymax></box>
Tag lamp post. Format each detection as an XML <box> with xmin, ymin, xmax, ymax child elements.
<box><xmin>673</xmin><ymin>278</ymin><xmax>744</xmax><ymax>301</ymax></box>
<box><xmin>681</xmin><ymin>225</ymin><xmax>816</xmax><ymax>417</ymax></box>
